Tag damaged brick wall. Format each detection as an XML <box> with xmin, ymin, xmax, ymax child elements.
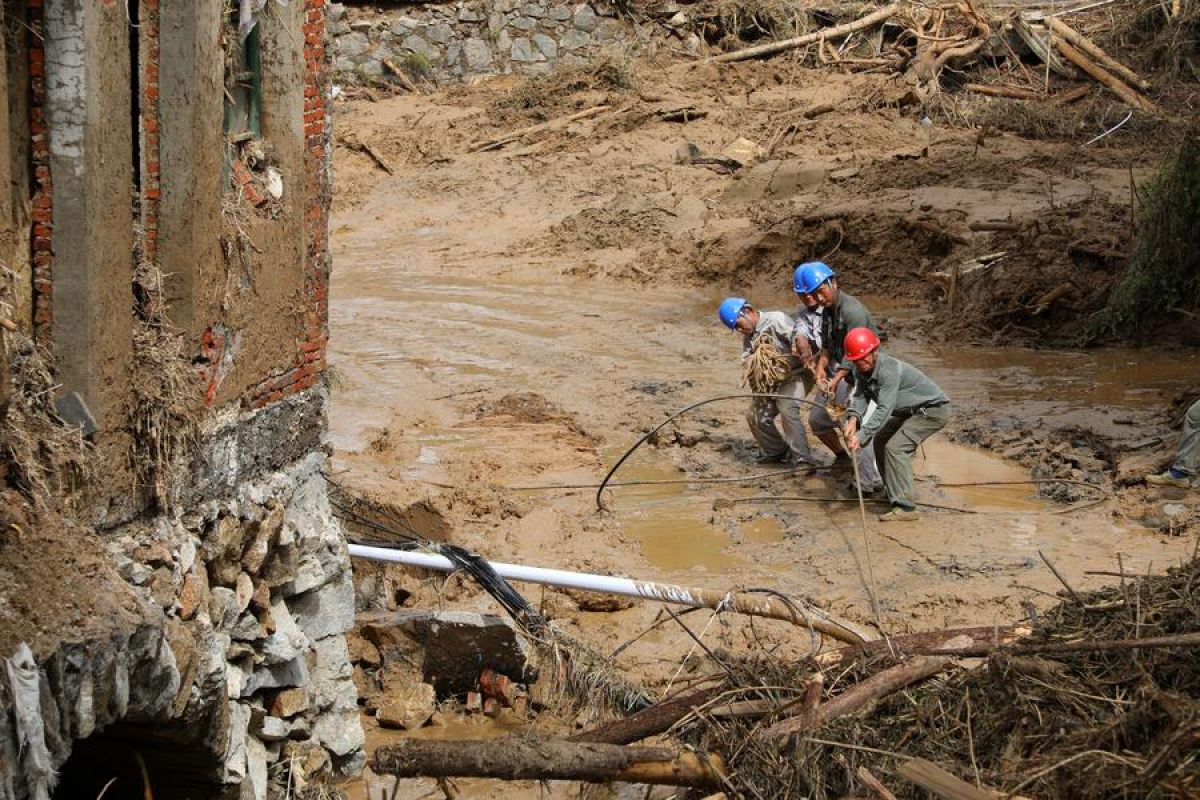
<box><xmin>27</xmin><ymin>0</ymin><xmax>51</xmax><ymax>341</ymax></box>
<box><xmin>242</xmin><ymin>0</ymin><xmax>331</xmax><ymax>410</ymax></box>
<box><xmin>0</xmin><ymin>1</ymin><xmax>363</xmax><ymax>797</ymax></box>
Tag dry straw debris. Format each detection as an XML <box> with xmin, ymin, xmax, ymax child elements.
<box><xmin>678</xmin><ymin>554</ymin><xmax>1200</xmax><ymax>798</ymax></box>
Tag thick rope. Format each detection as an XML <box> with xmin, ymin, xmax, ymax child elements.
<box><xmin>740</xmin><ymin>335</ymin><xmax>792</xmax><ymax>394</ymax></box>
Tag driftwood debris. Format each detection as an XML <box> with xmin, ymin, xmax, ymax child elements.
<box><xmin>571</xmin><ymin>686</ymin><xmax>721</xmax><ymax>745</ymax></box>
<box><xmin>469</xmin><ymin>105</ymin><xmax>612</xmax><ymax>153</ymax></box>
<box><xmin>371</xmin><ymin>737</ymin><xmax>727</xmax><ymax>789</ymax></box>
<box><xmin>896</xmin><ymin>758</ymin><xmax>997</xmax><ymax>800</ymax></box>
<box><xmin>962</xmin><ymin>83</ymin><xmax>1043</xmax><ymax>100</ymax></box>
<box><xmin>765</xmin><ymin>655</ymin><xmax>952</xmax><ymax>738</ymax></box>
<box><xmin>382</xmin><ymin>58</ymin><xmax>421</xmax><ymax>94</ymax></box>
<box><xmin>704</xmin><ymin>4</ymin><xmax>901</xmax><ymax>64</ymax></box>
<box><xmin>1044</xmin><ymin>16</ymin><xmax>1149</xmax><ymax>91</ymax></box>
<box><xmin>1051</xmin><ymin>36</ymin><xmax>1159</xmax><ymax>113</ymax></box>
<box><xmin>341</xmin><ymin>138</ymin><xmax>394</xmax><ymax>175</ymax></box>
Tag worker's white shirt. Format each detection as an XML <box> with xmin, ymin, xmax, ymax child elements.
<box><xmin>793</xmin><ymin>305</ymin><xmax>823</xmax><ymax>350</ymax></box>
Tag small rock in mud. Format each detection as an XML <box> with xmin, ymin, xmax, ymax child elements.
<box><xmin>376</xmin><ymin>682</ymin><xmax>436</xmax><ymax>730</ymax></box>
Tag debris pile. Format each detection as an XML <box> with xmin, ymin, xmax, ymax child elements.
<box><xmin>678</xmin><ymin>555</ymin><xmax>1200</xmax><ymax>798</ymax></box>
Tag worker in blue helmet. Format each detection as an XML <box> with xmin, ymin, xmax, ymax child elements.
<box><xmin>792</xmin><ymin>262</ymin><xmax>883</xmax><ymax>494</ymax></box>
<box><xmin>718</xmin><ymin>297</ymin><xmax>824</xmax><ymax>466</ymax></box>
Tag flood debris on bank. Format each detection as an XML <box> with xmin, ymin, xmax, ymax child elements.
<box><xmin>361</xmin><ymin>553</ymin><xmax>1200</xmax><ymax>799</ymax></box>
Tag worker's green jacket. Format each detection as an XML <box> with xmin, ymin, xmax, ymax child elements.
<box><xmin>847</xmin><ymin>353</ymin><xmax>949</xmax><ymax>446</ymax></box>
<box><xmin>820</xmin><ymin>292</ymin><xmax>879</xmax><ymax>374</ymax></box>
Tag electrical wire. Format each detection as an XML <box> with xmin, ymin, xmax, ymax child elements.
<box><xmin>596</xmin><ymin>392</ymin><xmax>832</xmax><ymax>510</ymax></box>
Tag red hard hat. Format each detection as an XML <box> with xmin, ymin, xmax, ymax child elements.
<box><xmin>844</xmin><ymin>327</ymin><xmax>880</xmax><ymax>361</ymax></box>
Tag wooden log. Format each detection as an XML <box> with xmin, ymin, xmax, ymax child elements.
<box><xmin>371</xmin><ymin>737</ymin><xmax>726</xmax><ymax>789</ymax></box>
<box><xmin>1051</xmin><ymin>37</ymin><xmax>1159</xmax><ymax>114</ymax></box>
<box><xmin>963</xmin><ymin>83</ymin><xmax>1043</xmax><ymax>100</ymax></box>
<box><xmin>704</xmin><ymin>4</ymin><xmax>901</xmax><ymax>64</ymax></box>
<box><xmin>571</xmin><ymin>687</ymin><xmax>721</xmax><ymax>745</ymax></box>
<box><xmin>766</xmin><ymin>655</ymin><xmax>952</xmax><ymax>739</ymax></box>
<box><xmin>816</xmin><ymin>625</ymin><xmax>1029</xmax><ymax>667</ymax></box>
<box><xmin>1050</xmin><ymin>84</ymin><xmax>1092</xmax><ymax>105</ymax></box>
<box><xmin>382</xmin><ymin>58</ymin><xmax>421</xmax><ymax>94</ymax></box>
<box><xmin>968</xmin><ymin>219</ymin><xmax>1023</xmax><ymax>232</ymax></box>
<box><xmin>1031</xmin><ymin>281</ymin><xmax>1075</xmax><ymax>315</ymax></box>
<box><xmin>858</xmin><ymin>765</ymin><xmax>900</xmax><ymax>800</ymax></box>
<box><xmin>469</xmin><ymin>105</ymin><xmax>612</xmax><ymax>152</ymax></box>
<box><xmin>1045</xmin><ymin>17</ymin><xmax>1149</xmax><ymax>91</ymax></box>
<box><xmin>896</xmin><ymin>758</ymin><xmax>994</xmax><ymax>800</ymax></box>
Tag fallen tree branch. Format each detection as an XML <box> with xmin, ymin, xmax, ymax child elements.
<box><xmin>469</xmin><ymin>105</ymin><xmax>613</xmax><ymax>153</ymax></box>
<box><xmin>817</xmin><ymin>625</ymin><xmax>1029</xmax><ymax>666</ymax></box>
<box><xmin>963</xmin><ymin>83</ymin><xmax>1043</xmax><ymax>100</ymax></box>
<box><xmin>372</xmin><ymin>737</ymin><xmax>727</xmax><ymax>789</ymax></box>
<box><xmin>1045</xmin><ymin>16</ymin><xmax>1149</xmax><ymax>91</ymax></box>
<box><xmin>382</xmin><ymin>58</ymin><xmax>421</xmax><ymax>94</ymax></box>
<box><xmin>929</xmin><ymin>630</ymin><xmax>1200</xmax><ymax>657</ymax></box>
<box><xmin>896</xmin><ymin>757</ymin><xmax>996</xmax><ymax>800</ymax></box>
<box><xmin>704</xmin><ymin>4</ymin><xmax>901</xmax><ymax>64</ymax></box>
<box><xmin>571</xmin><ymin>687</ymin><xmax>721</xmax><ymax>745</ymax></box>
<box><xmin>766</xmin><ymin>656</ymin><xmax>953</xmax><ymax>739</ymax></box>
<box><xmin>1052</xmin><ymin>37</ymin><xmax>1159</xmax><ymax>114</ymax></box>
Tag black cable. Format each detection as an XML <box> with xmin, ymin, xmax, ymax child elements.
<box><xmin>596</xmin><ymin>392</ymin><xmax>833</xmax><ymax>510</ymax></box>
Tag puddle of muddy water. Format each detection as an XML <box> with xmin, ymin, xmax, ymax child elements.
<box><xmin>599</xmin><ymin>448</ymin><xmax>751</xmax><ymax>577</ymax></box>
<box><xmin>916</xmin><ymin>438</ymin><xmax>1044</xmax><ymax>512</ymax></box>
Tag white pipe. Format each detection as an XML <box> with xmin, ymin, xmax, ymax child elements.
<box><xmin>347</xmin><ymin>543</ymin><xmax>875</xmax><ymax>644</ymax></box>
<box><xmin>348</xmin><ymin>544</ymin><xmax>706</xmax><ymax>605</ymax></box>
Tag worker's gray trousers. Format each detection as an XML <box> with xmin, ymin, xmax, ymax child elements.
<box><xmin>809</xmin><ymin>380</ymin><xmax>882</xmax><ymax>487</ymax></box>
<box><xmin>1174</xmin><ymin>398</ymin><xmax>1200</xmax><ymax>476</ymax></box>
<box><xmin>870</xmin><ymin>404</ymin><xmax>950</xmax><ymax>509</ymax></box>
<box><xmin>746</xmin><ymin>373</ymin><xmax>822</xmax><ymax>465</ymax></box>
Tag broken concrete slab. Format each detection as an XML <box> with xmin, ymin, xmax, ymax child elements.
<box><xmin>358</xmin><ymin>609</ymin><xmax>535</xmax><ymax>694</ymax></box>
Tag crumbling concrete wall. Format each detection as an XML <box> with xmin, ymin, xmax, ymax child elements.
<box><xmin>329</xmin><ymin>0</ymin><xmax>632</xmax><ymax>85</ymax></box>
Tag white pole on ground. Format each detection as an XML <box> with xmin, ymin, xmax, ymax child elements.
<box><xmin>347</xmin><ymin>544</ymin><xmax>876</xmax><ymax>644</ymax></box>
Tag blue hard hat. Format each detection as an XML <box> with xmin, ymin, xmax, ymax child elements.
<box><xmin>793</xmin><ymin>261</ymin><xmax>836</xmax><ymax>294</ymax></box>
<box><xmin>718</xmin><ymin>297</ymin><xmax>749</xmax><ymax>329</ymax></box>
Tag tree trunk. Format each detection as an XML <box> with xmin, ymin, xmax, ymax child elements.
<box><xmin>372</xmin><ymin>737</ymin><xmax>727</xmax><ymax>789</ymax></box>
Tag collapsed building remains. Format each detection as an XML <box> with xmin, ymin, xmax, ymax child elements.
<box><xmin>0</xmin><ymin>1</ymin><xmax>362</xmax><ymax>798</ymax></box>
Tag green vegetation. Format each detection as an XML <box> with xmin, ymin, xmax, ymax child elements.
<box><xmin>1089</xmin><ymin>135</ymin><xmax>1200</xmax><ymax>340</ymax></box>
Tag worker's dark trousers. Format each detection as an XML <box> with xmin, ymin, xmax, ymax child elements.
<box><xmin>872</xmin><ymin>404</ymin><xmax>950</xmax><ymax>509</ymax></box>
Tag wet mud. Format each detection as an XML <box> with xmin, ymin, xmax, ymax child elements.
<box><xmin>327</xmin><ymin>65</ymin><xmax>1198</xmax><ymax>798</ymax></box>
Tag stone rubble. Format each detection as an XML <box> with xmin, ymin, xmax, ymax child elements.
<box><xmin>329</xmin><ymin>1</ymin><xmax>629</xmax><ymax>85</ymax></box>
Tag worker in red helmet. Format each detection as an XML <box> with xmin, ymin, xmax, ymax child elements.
<box><xmin>840</xmin><ymin>327</ymin><xmax>950</xmax><ymax>522</ymax></box>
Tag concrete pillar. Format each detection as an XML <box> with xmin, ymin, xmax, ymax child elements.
<box><xmin>44</xmin><ymin>0</ymin><xmax>133</xmax><ymax>429</ymax></box>
<box><xmin>157</xmin><ymin>0</ymin><xmax>224</xmax><ymax>340</ymax></box>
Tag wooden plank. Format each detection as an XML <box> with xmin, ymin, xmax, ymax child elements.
<box><xmin>896</xmin><ymin>758</ymin><xmax>994</xmax><ymax>800</ymax></box>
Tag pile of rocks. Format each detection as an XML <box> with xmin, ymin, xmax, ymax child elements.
<box><xmin>328</xmin><ymin>0</ymin><xmax>629</xmax><ymax>84</ymax></box>
<box><xmin>105</xmin><ymin>450</ymin><xmax>363</xmax><ymax>797</ymax></box>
